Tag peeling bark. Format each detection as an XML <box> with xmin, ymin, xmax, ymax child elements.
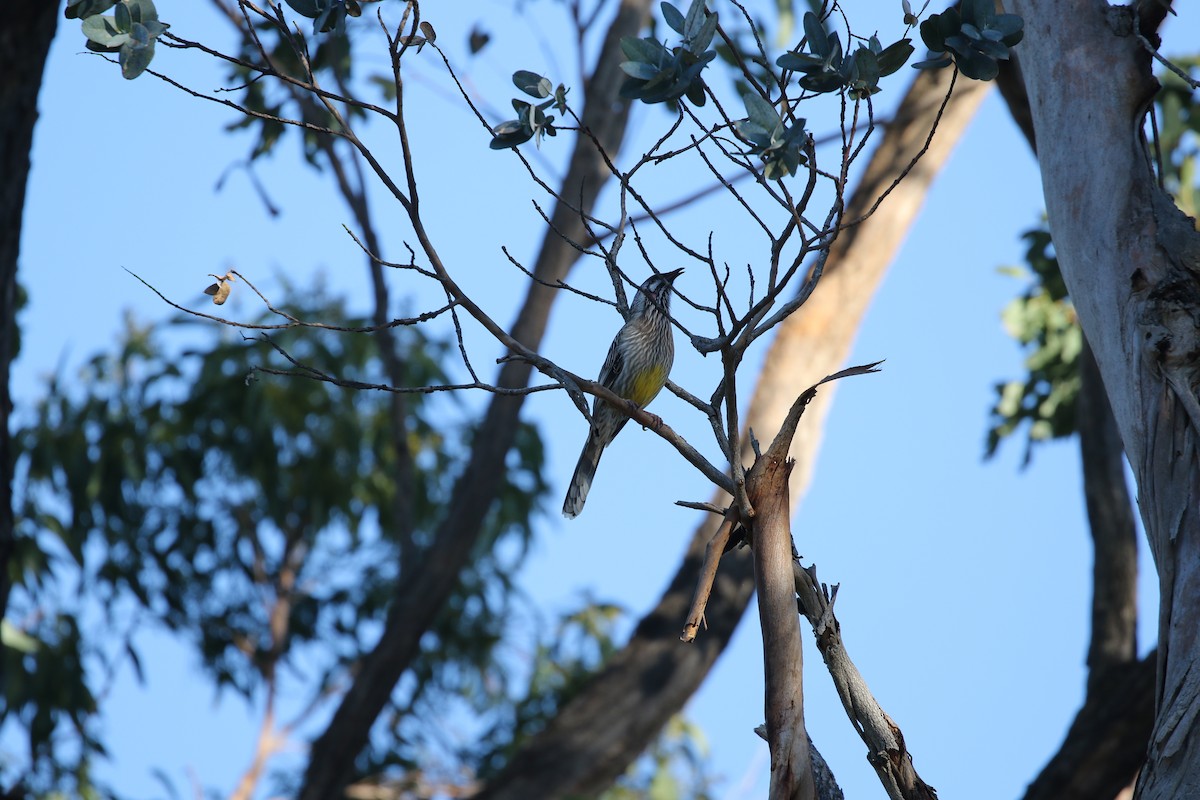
<box><xmin>1003</xmin><ymin>3</ymin><xmax>1200</xmax><ymax>798</ymax></box>
<box><xmin>749</xmin><ymin>454</ymin><xmax>815</xmax><ymax>800</ymax></box>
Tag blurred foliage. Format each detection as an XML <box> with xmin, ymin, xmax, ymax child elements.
<box><xmin>3</xmin><ymin>283</ymin><xmax>549</xmax><ymax>795</ymax></box>
<box><xmin>601</xmin><ymin>716</ymin><xmax>716</xmax><ymax>800</ymax></box>
<box><xmin>987</xmin><ymin>57</ymin><xmax>1199</xmax><ymax>461</ymax></box>
<box><xmin>986</xmin><ymin>228</ymin><xmax>1080</xmax><ymax>464</ymax></box>
<box><xmin>1157</xmin><ymin>55</ymin><xmax>1200</xmax><ymax>221</ymax></box>
<box><xmin>474</xmin><ymin>598</ymin><xmax>626</xmax><ymax>778</ymax></box>
<box><xmin>4</xmin><ymin>280</ymin><xmax>713</xmax><ymax>798</ymax></box>
<box><xmin>470</xmin><ymin>598</ymin><xmax>715</xmax><ymax>800</ymax></box>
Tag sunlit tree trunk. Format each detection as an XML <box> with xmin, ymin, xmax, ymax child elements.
<box><xmin>1006</xmin><ymin>2</ymin><xmax>1200</xmax><ymax>797</ymax></box>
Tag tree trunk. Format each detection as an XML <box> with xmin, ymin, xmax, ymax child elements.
<box><xmin>0</xmin><ymin>0</ymin><xmax>61</xmax><ymax>623</ymax></box>
<box><xmin>1004</xmin><ymin>3</ymin><xmax>1200</xmax><ymax>798</ymax></box>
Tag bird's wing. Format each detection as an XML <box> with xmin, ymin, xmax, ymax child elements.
<box><xmin>597</xmin><ymin>331</ymin><xmax>624</xmax><ymax>389</ymax></box>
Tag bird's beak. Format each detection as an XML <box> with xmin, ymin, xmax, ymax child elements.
<box><xmin>663</xmin><ymin>268</ymin><xmax>684</xmax><ymax>282</ymax></box>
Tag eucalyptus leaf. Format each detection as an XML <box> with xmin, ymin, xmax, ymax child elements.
<box><xmin>690</xmin><ymin>10</ymin><xmax>718</xmax><ymax>54</ymax></box>
<box><xmin>120</xmin><ymin>35</ymin><xmax>155</xmax><ymax>78</ymax></box>
<box><xmin>283</xmin><ymin>0</ymin><xmax>324</xmax><ymax>18</ymax></box>
<box><xmin>620</xmin><ymin>61</ymin><xmax>661</xmax><ymax>80</ymax></box>
<box><xmin>65</xmin><ymin>0</ymin><xmax>119</xmax><ymax>19</ymax></box>
<box><xmin>661</xmin><ymin>1</ymin><xmax>686</xmax><ymax>34</ymax></box>
<box><xmin>682</xmin><ymin>0</ymin><xmax>707</xmax><ymax>41</ymax></box>
<box><xmin>742</xmin><ymin>92</ymin><xmax>781</xmax><ymax>132</ymax></box>
<box><xmin>876</xmin><ymin>39</ymin><xmax>914</xmax><ymax>76</ymax></box>
<box><xmin>114</xmin><ymin>1</ymin><xmax>131</xmax><ymax>32</ymax></box>
<box><xmin>802</xmin><ymin>11</ymin><xmax>828</xmax><ymax>58</ymax></box>
<box><xmin>513</xmin><ymin>70</ymin><xmax>553</xmax><ymax>98</ymax></box>
<box><xmin>776</xmin><ymin>52</ymin><xmax>825</xmax><ymax>71</ymax></box>
<box><xmin>125</xmin><ymin>0</ymin><xmax>159</xmax><ymax>23</ymax></box>
<box><xmin>81</xmin><ymin>14</ymin><xmax>125</xmax><ymax>47</ymax></box>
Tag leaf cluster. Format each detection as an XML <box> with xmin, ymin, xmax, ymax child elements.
<box><xmin>68</xmin><ymin>0</ymin><xmax>167</xmax><ymax>80</ymax></box>
<box><xmin>913</xmin><ymin>0</ymin><xmax>1024</xmax><ymax>81</ymax></box>
<box><xmin>473</xmin><ymin>599</ymin><xmax>624</xmax><ymax>779</ymax></box>
<box><xmin>776</xmin><ymin>12</ymin><xmax>912</xmax><ymax>99</ymax></box>
<box><xmin>617</xmin><ymin>0</ymin><xmax>719</xmax><ymax>107</ymax></box>
<box><xmin>490</xmin><ymin>71</ymin><xmax>570</xmax><ymax>151</ymax></box>
<box><xmin>1156</xmin><ymin>56</ymin><xmax>1200</xmax><ymax>219</ymax></box>
<box><xmin>496</xmin><ymin>0</ymin><xmax>1024</xmax><ymax>191</ymax></box>
<box><xmin>735</xmin><ymin>92</ymin><xmax>808</xmax><ymax>179</ymax></box>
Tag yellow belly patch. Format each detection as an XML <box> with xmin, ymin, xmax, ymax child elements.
<box><xmin>627</xmin><ymin>365</ymin><xmax>668</xmax><ymax>408</ymax></box>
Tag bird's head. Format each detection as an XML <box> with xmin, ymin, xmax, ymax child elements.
<box><xmin>632</xmin><ymin>268</ymin><xmax>683</xmax><ymax>317</ymax></box>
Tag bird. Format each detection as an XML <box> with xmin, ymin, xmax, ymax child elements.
<box><xmin>562</xmin><ymin>268</ymin><xmax>683</xmax><ymax>519</ymax></box>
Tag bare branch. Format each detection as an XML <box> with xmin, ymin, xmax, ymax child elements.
<box><xmin>793</xmin><ymin>564</ymin><xmax>935</xmax><ymax>800</ymax></box>
<box><xmin>124</xmin><ymin>268</ymin><xmax>456</xmax><ymax>333</ymax></box>
<box><xmin>681</xmin><ymin>508</ymin><xmax>740</xmax><ymax>643</ymax></box>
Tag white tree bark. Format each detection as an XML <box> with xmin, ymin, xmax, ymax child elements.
<box><xmin>1004</xmin><ymin>3</ymin><xmax>1200</xmax><ymax>798</ymax></box>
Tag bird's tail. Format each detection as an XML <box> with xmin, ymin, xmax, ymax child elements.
<box><xmin>562</xmin><ymin>433</ymin><xmax>604</xmax><ymax>519</ymax></box>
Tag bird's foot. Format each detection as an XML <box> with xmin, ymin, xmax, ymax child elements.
<box><xmin>626</xmin><ymin>399</ymin><xmax>662</xmax><ymax>430</ymax></box>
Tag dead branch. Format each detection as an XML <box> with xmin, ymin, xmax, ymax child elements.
<box><xmin>681</xmin><ymin>507</ymin><xmax>740</xmax><ymax>642</ymax></box>
<box><xmin>793</xmin><ymin>564</ymin><xmax>936</xmax><ymax>800</ymax></box>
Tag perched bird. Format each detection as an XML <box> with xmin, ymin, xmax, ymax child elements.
<box><xmin>563</xmin><ymin>268</ymin><xmax>683</xmax><ymax>519</ymax></box>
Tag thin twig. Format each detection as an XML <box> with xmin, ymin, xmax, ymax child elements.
<box><xmin>680</xmin><ymin>507</ymin><xmax>740</xmax><ymax>642</ymax></box>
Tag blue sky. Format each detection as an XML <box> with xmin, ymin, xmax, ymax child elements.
<box><xmin>14</xmin><ymin>1</ymin><xmax>1194</xmax><ymax>798</ymax></box>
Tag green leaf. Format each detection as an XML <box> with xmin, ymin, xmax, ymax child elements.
<box><xmin>682</xmin><ymin>0</ymin><xmax>707</xmax><ymax>41</ymax></box>
<box><xmin>113</xmin><ymin>0</ymin><xmax>131</xmax><ymax>31</ymax></box>
<box><xmin>775</xmin><ymin>51</ymin><xmax>824</xmax><ymax>71</ymax></box>
<box><xmin>802</xmin><ymin>11</ymin><xmax>828</xmax><ymax>58</ymax></box>
<box><xmin>620</xmin><ymin>36</ymin><xmax>666</xmax><ymax>66</ymax></box>
<box><xmin>124</xmin><ymin>0</ymin><xmax>159</xmax><ymax>24</ymax></box>
<box><xmin>81</xmin><ymin>14</ymin><xmax>128</xmax><ymax>47</ymax></box>
<box><xmin>689</xmin><ymin>9</ymin><xmax>718</xmax><ymax>54</ymax></box>
<box><xmin>65</xmin><ymin>0</ymin><xmax>119</xmax><ymax>19</ymax></box>
<box><xmin>876</xmin><ymin>38</ymin><xmax>914</xmax><ymax>76</ymax></box>
<box><xmin>141</xmin><ymin>18</ymin><xmax>167</xmax><ymax>38</ymax></box>
<box><xmin>119</xmin><ymin>33</ymin><xmax>155</xmax><ymax>79</ymax></box>
<box><xmin>283</xmin><ymin>0</ymin><xmax>324</xmax><ymax>18</ymax></box>
<box><xmin>620</xmin><ymin>60</ymin><xmax>661</xmax><ymax>80</ymax></box>
<box><xmin>956</xmin><ymin>48</ymin><xmax>998</xmax><ymax>80</ymax></box>
<box><xmin>990</xmin><ymin>14</ymin><xmax>1024</xmax><ymax>46</ymax></box>
<box><xmin>742</xmin><ymin>92</ymin><xmax>781</xmax><ymax>133</ymax></box>
<box><xmin>911</xmin><ymin>55</ymin><xmax>952</xmax><ymax>71</ymax></box>
<box><xmin>513</xmin><ymin>70</ymin><xmax>552</xmax><ymax>98</ymax></box>
<box><xmin>850</xmin><ymin>47</ymin><xmax>880</xmax><ymax>94</ymax></box>
<box><xmin>964</xmin><ymin>0</ymin><xmax>995</xmax><ymax>27</ymax></box>
<box><xmin>919</xmin><ymin>7</ymin><xmax>960</xmax><ymax>52</ymax></box>
<box><xmin>661</xmin><ymin>1</ymin><xmax>686</xmax><ymax>34</ymax></box>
